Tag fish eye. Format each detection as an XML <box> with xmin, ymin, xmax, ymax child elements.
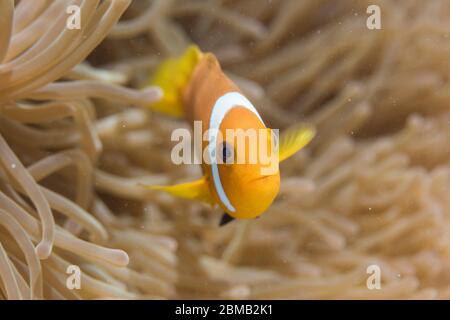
<box><xmin>220</xmin><ymin>142</ymin><xmax>234</xmax><ymax>164</ymax></box>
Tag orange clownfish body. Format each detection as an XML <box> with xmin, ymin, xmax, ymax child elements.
<box><xmin>141</xmin><ymin>46</ymin><xmax>315</xmax><ymax>225</ymax></box>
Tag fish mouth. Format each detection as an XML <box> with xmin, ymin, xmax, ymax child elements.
<box><xmin>250</xmin><ymin>173</ymin><xmax>278</xmax><ymax>183</ymax></box>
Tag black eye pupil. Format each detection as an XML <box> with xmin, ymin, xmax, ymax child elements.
<box><xmin>222</xmin><ymin>143</ymin><xmax>231</xmax><ymax>163</ymax></box>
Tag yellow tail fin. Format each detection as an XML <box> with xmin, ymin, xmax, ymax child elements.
<box><xmin>148</xmin><ymin>45</ymin><xmax>203</xmax><ymax>118</ymax></box>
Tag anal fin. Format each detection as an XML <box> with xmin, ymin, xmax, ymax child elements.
<box><xmin>139</xmin><ymin>175</ymin><xmax>214</xmax><ymax>205</ymax></box>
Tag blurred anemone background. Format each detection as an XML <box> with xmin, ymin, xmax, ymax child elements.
<box><xmin>1</xmin><ymin>0</ymin><xmax>450</xmax><ymax>299</ymax></box>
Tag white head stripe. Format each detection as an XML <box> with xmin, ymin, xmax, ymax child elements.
<box><xmin>208</xmin><ymin>91</ymin><xmax>264</xmax><ymax>213</ymax></box>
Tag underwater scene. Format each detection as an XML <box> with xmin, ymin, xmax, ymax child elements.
<box><xmin>0</xmin><ymin>0</ymin><xmax>450</xmax><ymax>301</ymax></box>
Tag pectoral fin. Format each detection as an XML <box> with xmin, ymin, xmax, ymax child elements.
<box><xmin>139</xmin><ymin>176</ymin><xmax>214</xmax><ymax>204</ymax></box>
<box><xmin>278</xmin><ymin>123</ymin><xmax>316</xmax><ymax>162</ymax></box>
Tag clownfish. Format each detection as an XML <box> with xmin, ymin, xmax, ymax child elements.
<box><xmin>140</xmin><ymin>46</ymin><xmax>315</xmax><ymax>226</ymax></box>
